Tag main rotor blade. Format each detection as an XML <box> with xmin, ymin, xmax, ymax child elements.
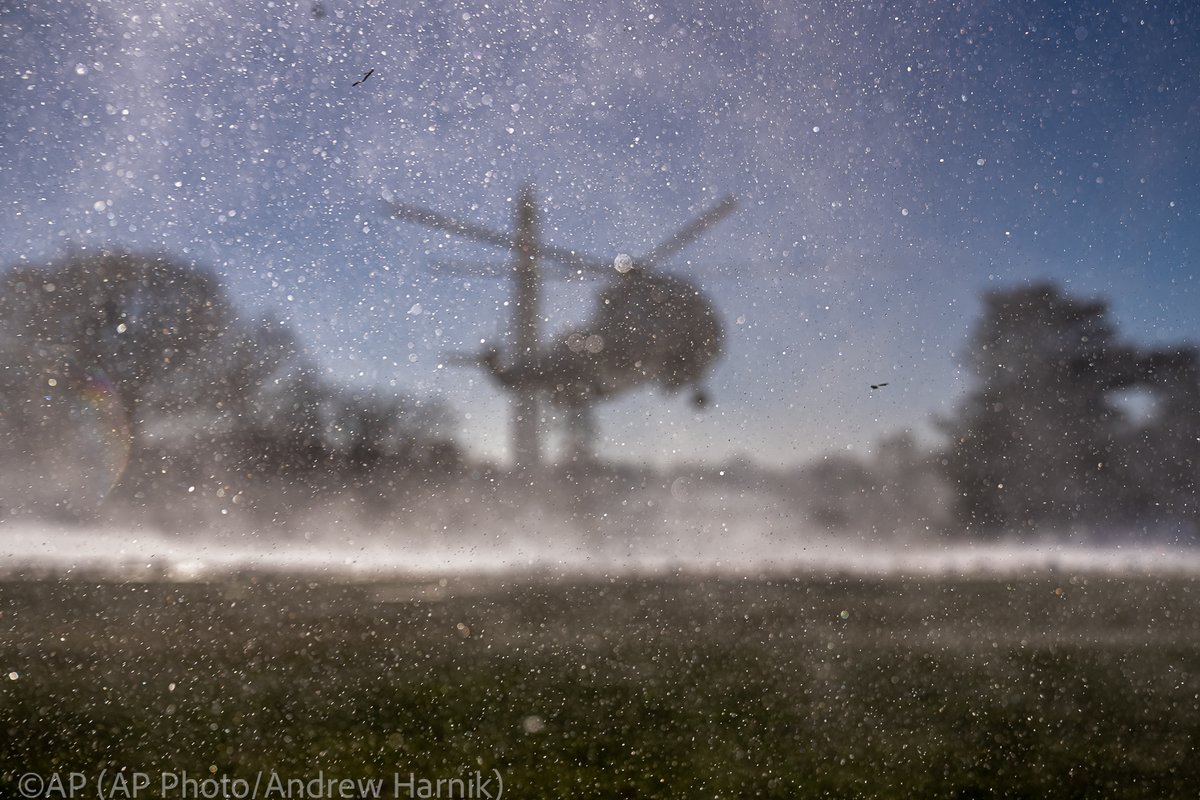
<box><xmin>386</xmin><ymin>195</ymin><xmax>736</xmax><ymax>276</ymax></box>
<box><xmin>443</xmin><ymin>350</ymin><xmax>488</xmax><ymax>367</ymax></box>
<box><xmin>431</xmin><ymin>259</ymin><xmax>605</xmax><ymax>281</ymax></box>
<box><xmin>385</xmin><ymin>201</ymin><xmax>516</xmax><ymax>251</ymax></box>
<box><xmin>386</xmin><ymin>199</ymin><xmax>608</xmax><ymax>274</ymax></box>
<box><xmin>531</xmin><ymin>241</ymin><xmax>610</xmax><ymax>275</ymax></box>
<box><xmin>639</xmin><ymin>195</ymin><xmax>737</xmax><ymax>270</ymax></box>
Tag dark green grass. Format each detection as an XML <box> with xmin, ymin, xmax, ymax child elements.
<box><xmin>1</xmin><ymin>573</ymin><xmax>1198</xmax><ymax>798</ymax></box>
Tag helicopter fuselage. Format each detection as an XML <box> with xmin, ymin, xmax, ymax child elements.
<box><xmin>481</xmin><ymin>269</ymin><xmax>723</xmax><ymax>408</ymax></box>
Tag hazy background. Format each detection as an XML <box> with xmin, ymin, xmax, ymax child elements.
<box><xmin>2</xmin><ymin>0</ymin><xmax>1197</xmax><ymax>467</ymax></box>
<box><xmin>1</xmin><ymin>1</ymin><xmax>1199</xmax><ymax>584</ymax></box>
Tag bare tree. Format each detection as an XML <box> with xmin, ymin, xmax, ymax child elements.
<box><xmin>940</xmin><ymin>283</ymin><xmax>1191</xmax><ymax>536</ymax></box>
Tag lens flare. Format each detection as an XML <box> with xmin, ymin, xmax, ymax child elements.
<box><xmin>67</xmin><ymin>368</ymin><xmax>133</xmax><ymax>508</ymax></box>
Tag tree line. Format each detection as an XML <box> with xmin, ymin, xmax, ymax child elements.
<box><xmin>798</xmin><ymin>283</ymin><xmax>1200</xmax><ymax>540</ymax></box>
<box><xmin>0</xmin><ymin>249</ymin><xmax>459</xmax><ymax>526</ymax></box>
<box><xmin>0</xmin><ymin>249</ymin><xmax>1196</xmax><ymax>539</ymax></box>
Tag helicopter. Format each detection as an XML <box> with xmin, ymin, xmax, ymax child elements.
<box><xmin>385</xmin><ymin>187</ymin><xmax>735</xmax><ymax>468</ymax></box>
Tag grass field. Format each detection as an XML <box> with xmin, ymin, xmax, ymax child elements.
<box><xmin>1</xmin><ymin>572</ymin><xmax>1198</xmax><ymax>798</ymax></box>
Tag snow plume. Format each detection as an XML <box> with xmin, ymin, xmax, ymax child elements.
<box><xmin>3</xmin><ymin>473</ymin><xmax>1199</xmax><ymax>580</ymax></box>
<box><xmin>4</xmin><ymin>522</ymin><xmax>1200</xmax><ymax>582</ymax></box>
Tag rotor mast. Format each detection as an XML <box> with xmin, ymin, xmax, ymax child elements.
<box><xmin>512</xmin><ymin>185</ymin><xmax>541</xmax><ymax>471</ymax></box>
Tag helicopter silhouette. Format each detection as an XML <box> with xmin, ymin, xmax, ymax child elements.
<box><xmin>385</xmin><ymin>187</ymin><xmax>735</xmax><ymax>468</ymax></box>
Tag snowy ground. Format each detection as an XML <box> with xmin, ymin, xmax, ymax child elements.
<box><xmin>3</xmin><ymin>519</ymin><xmax>1198</xmax><ymax>580</ymax></box>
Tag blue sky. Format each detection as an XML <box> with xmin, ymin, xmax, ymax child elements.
<box><xmin>1</xmin><ymin>0</ymin><xmax>1197</xmax><ymax>465</ymax></box>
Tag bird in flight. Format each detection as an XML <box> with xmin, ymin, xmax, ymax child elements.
<box><xmin>870</xmin><ymin>382</ymin><xmax>889</xmax><ymax>390</ymax></box>
<box><xmin>352</xmin><ymin>69</ymin><xmax>374</xmax><ymax>87</ymax></box>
